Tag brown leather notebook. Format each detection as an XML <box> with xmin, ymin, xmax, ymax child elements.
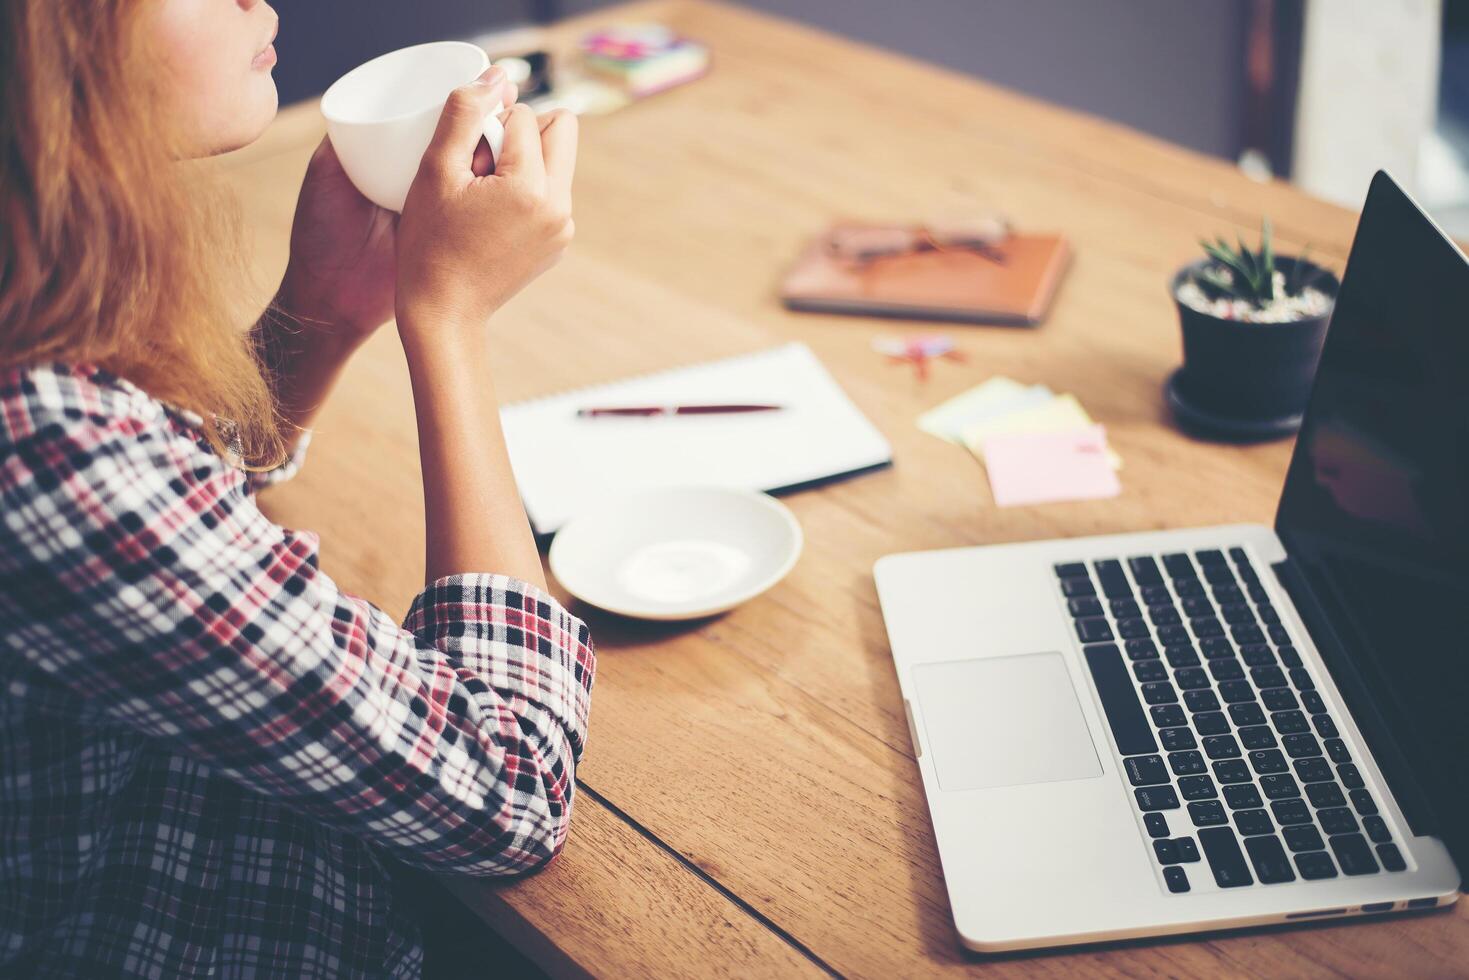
<box><xmin>780</xmin><ymin>223</ymin><xmax>1071</xmax><ymax>325</ymax></box>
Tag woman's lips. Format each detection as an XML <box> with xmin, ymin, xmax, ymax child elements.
<box><xmin>252</xmin><ymin>19</ymin><xmax>278</xmax><ymax>70</ymax></box>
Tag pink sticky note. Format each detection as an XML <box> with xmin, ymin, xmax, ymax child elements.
<box><xmin>980</xmin><ymin>425</ymin><xmax>1121</xmax><ymax>507</ymax></box>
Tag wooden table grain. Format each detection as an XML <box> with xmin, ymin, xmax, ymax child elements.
<box><xmin>220</xmin><ymin>2</ymin><xmax>1468</xmax><ymax>976</ymax></box>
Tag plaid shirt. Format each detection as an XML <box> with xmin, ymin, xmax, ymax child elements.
<box><xmin>0</xmin><ymin>364</ymin><xmax>596</xmax><ymax>978</ymax></box>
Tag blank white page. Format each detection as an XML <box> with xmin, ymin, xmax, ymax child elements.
<box><xmin>501</xmin><ymin>343</ymin><xmax>892</xmax><ymax>534</ymax></box>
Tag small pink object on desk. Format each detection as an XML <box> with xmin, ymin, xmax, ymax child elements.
<box><xmin>979</xmin><ymin>424</ymin><xmax>1121</xmax><ymax>507</ymax></box>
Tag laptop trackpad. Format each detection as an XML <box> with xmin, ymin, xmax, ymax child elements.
<box><xmin>913</xmin><ymin>653</ymin><xmax>1102</xmax><ymax>791</ymax></box>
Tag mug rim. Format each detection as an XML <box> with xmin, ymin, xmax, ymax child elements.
<box><xmin>321</xmin><ymin>40</ymin><xmax>489</xmax><ymax>126</ymax></box>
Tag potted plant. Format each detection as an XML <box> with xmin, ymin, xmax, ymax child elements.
<box><xmin>1167</xmin><ymin>220</ymin><xmax>1339</xmax><ymax>438</ymax></box>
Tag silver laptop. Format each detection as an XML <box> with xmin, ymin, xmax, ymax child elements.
<box><xmin>875</xmin><ymin>172</ymin><xmax>1464</xmax><ymax>952</ymax></box>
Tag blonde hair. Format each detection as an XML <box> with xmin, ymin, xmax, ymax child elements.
<box><xmin>0</xmin><ymin>0</ymin><xmax>284</xmax><ymax>466</ymax></box>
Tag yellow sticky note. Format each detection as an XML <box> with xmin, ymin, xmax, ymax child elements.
<box><xmin>960</xmin><ymin>394</ymin><xmax>1122</xmax><ymax>469</ymax></box>
<box><xmin>917</xmin><ymin>377</ymin><xmax>1053</xmax><ymax>444</ymax></box>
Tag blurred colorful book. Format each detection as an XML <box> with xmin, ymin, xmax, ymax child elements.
<box><xmin>581</xmin><ymin>24</ymin><xmax>710</xmax><ymax>98</ymax></box>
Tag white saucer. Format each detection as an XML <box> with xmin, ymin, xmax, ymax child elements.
<box><xmin>548</xmin><ymin>487</ymin><xmax>803</xmax><ymax>621</ymax></box>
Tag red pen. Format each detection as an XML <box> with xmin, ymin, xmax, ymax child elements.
<box><xmin>576</xmin><ymin>404</ymin><xmax>784</xmax><ymax>418</ymax></box>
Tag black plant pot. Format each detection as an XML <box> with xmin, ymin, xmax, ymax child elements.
<box><xmin>1168</xmin><ymin>257</ymin><xmax>1339</xmax><ymax>439</ymax></box>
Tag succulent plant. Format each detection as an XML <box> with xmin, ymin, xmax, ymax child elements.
<box><xmin>1194</xmin><ymin>219</ymin><xmax>1329</xmax><ymax>308</ymax></box>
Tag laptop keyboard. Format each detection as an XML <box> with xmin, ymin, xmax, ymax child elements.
<box><xmin>1056</xmin><ymin>547</ymin><xmax>1408</xmax><ymax>894</ymax></box>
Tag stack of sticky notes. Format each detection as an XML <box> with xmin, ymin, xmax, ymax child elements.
<box><xmin>919</xmin><ymin>377</ymin><xmax>1121</xmax><ymax>507</ymax></box>
<box><xmin>580</xmin><ymin>25</ymin><xmax>711</xmax><ymax>98</ymax></box>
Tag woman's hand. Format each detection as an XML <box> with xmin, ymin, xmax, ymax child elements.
<box><xmin>395</xmin><ymin>69</ymin><xmax>577</xmax><ymax>346</ymax></box>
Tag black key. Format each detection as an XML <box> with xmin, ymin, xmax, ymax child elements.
<box><xmin>1110</xmin><ymin>597</ymin><xmax>1142</xmax><ymax>619</ymax></box>
<box><xmin>1076</xmin><ymin>617</ymin><xmax>1114</xmax><ymax>643</ymax></box>
<box><xmin>1228</xmin><ymin>547</ymin><xmax>1249</xmax><ymax>565</ymax></box>
<box><xmin>1181</xmin><ymin>596</ymin><xmax>1214</xmax><ymax>618</ymax></box>
<box><xmin>1133</xmin><ymin>659</ymin><xmax>1168</xmax><ymax>683</ymax></box>
<box><xmin>1193</xmin><ymin>712</ymin><xmax>1229</xmax><ymax>736</ymax></box>
<box><xmin>1169</xmin><ymin>751</ymin><xmax>1206</xmax><ymax>776</ymax></box>
<box><xmin>1219</xmin><ymin>680</ymin><xmax>1255</xmax><ymax>704</ymax></box>
<box><xmin>1282</xmin><ymin>733</ymin><xmax>1321</xmax><ymax>759</ymax></box>
<box><xmin>1129</xmin><ymin>556</ymin><xmax>1164</xmax><ymax>586</ymax></box>
<box><xmin>1173</xmin><ymin>578</ymin><xmax>1206</xmax><ymax>598</ymax></box>
<box><xmin>1256</xmin><ymin>603</ymin><xmax>1280</xmax><ymax>624</ymax></box>
<box><xmin>1144</xmin><ymin>811</ymin><xmax>1170</xmax><ymax>838</ymax></box>
<box><xmin>1198</xmin><ymin>826</ymin><xmax>1254</xmax><ymax>887</ymax></box>
<box><xmin>1306</xmin><ymin>782</ymin><xmax>1346</xmax><ymax>809</ymax></box>
<box><xmin>1277</xmin><ymin>644</ymin><xmax>1302</xmax><ymax>668</ymax></box>
<box><xmin>1068</xmin><ymin>597</ymin><xmax>1104</xmax><ymax>618</ymax></box>
<box><xmin>1313</xmin><ymin>714</ymin><xmax>1339</xmax><ymax>738</ymax></box>
<box><xmin>1283</xmin><ymin>825</ymin><xmax>1325</xmax><ymax>852</ymax></box>
<box><xmin>1199</xmin><ymin>638</ymin><xmax>1236</xmax><ymax>660</ymax></box>
<box><xmin>1157</xmin><ymin>625</ymin><xmax>1192</xmax><ymax>647</ymax></box>
<box><xmin>1349</xmin><ymin>789</ymin><xmax>1378</xmax><ymax>816</ymax></box>
<box><xmin>1184</xmin><ymin>690</ymin><xmax>1220</xmax><ymax>713</ymax></box>
<box><xmin>1148</xmin><ymin>604</ymin><xmax>1182</xmax><ymax>627</ymax></box>
<box><xmin>1154</xmin><ymin>838</ymin><xmax>1180</xmax><ymax>864</ymax></box>
<box><xmin>1301</xmin><ymin>690</ymin><xmax>1327</xmax><ymax>714</ymax></box>
<box><xmin>1174</xmin><ymin>667</ymin><xmax>1210</xmax><ymax>690</ymax></box>
<box><xmin>1271</xmin><ymin>799</ymin><xmax>1312</xmax><ymax>825</ymax></box>
<box><xmin>1163</xmin><ymin>553</ymin><xmax>1194</xmax><ymax>577</ymax></box>
<box><xmin>1289</xmin><ymin>668</ymin><xmax>1315</xmax><ymax>690</ymax></box>
<box><xmin>1125</xmin><ymin>639</ymin><xmax>1160</xmax><ymax>661</ymax></box>
<box><xmin>1295</xmin><ymin>851</ymin><xmax>1338</xmax><ymax>880</ymax></box>
<box><xmin>1209</xmin><ymin>659</ymin><xmax>1245</xmax><ymax>682</ymax></box>
<box><xmin>1140</xmin><ymin>584</ymin><xmax>1173</xmax><ymax>605</ymax></box>
<box><xmin>1212</xmin><ymin>584</ymin><xmax>1244</xmax><ymax>605</ymax></box>
<box><xmin>1179</xmin><ymin>775</ymin><xmax>1217</xmax><ymax>801</ymax></box>
<box><xmin>1125</xmin><ymin>755</ymin><xmax>1170</xmax><ymax>786</ymax></box>
<box><xmin>1251</xmin><ymin>665</ymin><xmax>1287</xmax><ymax>689</ymax></box>
<box><xmin>1267</xmin><ymin>623</ymin><xmax>1292</xmax><ymax>644</ymax></box>
<box><xmin>1176</xmin><ymin>837</ymin><xmax>1201</xmax><ymax>863</ymax></box>
<box><xmin>1117</xmin><ymin>618</ymin><xmax>1152</xmax><ymax>640</ymax></box>
<box><xmin>1376</xmin><ymin>843</ymin><xmax>1407</xmax><ymax>872</ymax></box>
<box><xmin>1165</xmin><ymin>644</ymin><xmax>1201</xmax><ymax>669</ymax></box>
<box><xmin>1094</xmin><ymin>560</ymin><xmax>1132</xmax><ymax>599</ymax></box>
<box><xmin>1247</xmin><ymin>585</ymin><xmax>1271</xmax><ymax>604</ymax></box>
<box><xmin>1244</xmin><ymin>835</ymin><xmax>1297</xmax><ymax>883</ymax></box>
<box><xmin>1324</xmin><ymin>738</ymin><xmax>1352</xmax><ymax>764</ymax></box>
<box><xmin>1142</xmin><ymin>682</ymin><xmax>1179</xmax><ymax>705</ymax></box>
<box><xmin>1062</xmin><ymin>577</ymin><xmax>1097</xmax><ymax>598</ymax></box>
<box><xmin>1260</xmin><ymin>774</ymin><xmax>1300</xmax><ymax>800</ymax></box>
<box><xmin>1084</xmin><ymin>644</ymin><xmax>1158</xmax><ymax>756</ymax></box>
<box><xmin>1214</xmin><ymin>760</ymin><xmax>1251</xmax><ymax>784</ymax></box>
<box><xmin>1203</xmin><ymin>564</ymin><xmax>1236</xmax><ymax>587</ymax></box>
<box><xmin>1273</xmin><ymin>711</ymin><xmax>1310</xmax><ymax>735</ymax></box>
<box><xmin>1260</xmin><ymin>687</ymin><xmax>1297</xmax><ymax>711</ymax></box>
<box><xmin>1238</xmin><ymin>726</ymin><xmax>1277</xmax><ymax>750</ymax></box>
<box><xmin>1195</xmin><ymin>549</ymin><xmax>1226</xmax><ymax>566</ymax></box>
<box><xmin>1202</xmin><ymin>735</ymin><xmax>1241</xmax><ymax>760</ymax></box>
<box><xmin>1151</xmin><ymin>704</ymin><xmax>1186</xmax><ymax>728</ymax></box>
<box><xmin>1159</xmin><ymin>727</ymin><xmax>1197</xmax><ymax>751</ymax></box>
<box><xmin>1223</xmin><ymin>784</ymin><xmax>1263</xmax><ymax>809</ymax></box>
<box><xmin>1363</xmin><ymin>815</ymin><xmax>1391</xmax><ymax>843</ymax></box>
<box><xmin>1294</xmin><ymin>758</ymin><xmax>1333</xmax><ymax>783</ymax></box>
<box><xmin>1136</xmin><ymin>786</ymin><xmax>1181</xmax><ymax>811</ymax></box>
<box><xmin>1329</xmin><ymin>833</ymin><xmax>1379</xmax><ymax>876</ymax></box>
<box><xmin>1164</xmin><ymin>865</ymin><xmax>1191</xmax><ymax>893</ymax></box>
<box><xmin>1189</xmin><ymin>801</ymin><xmax>1228</xmax><ymax>827</ymax></box>
<box><xmin>1229</xmin><ymin>702</ymin><xmax>1266</xmax><ymax>727</ymax></box>
<box><xmin>1220</xmin><ymin>602</ymin><xmax>1255</xmax><ymax>625</ymax></box>
<box><xmin>1233</xmin><ymin>808</ymin><xmax>1273</xmax><ymax>836</ymax></box>
<box><xmin>1317</xmin><ymin>807</ymin><xmax>1358</xmax><ymax>835</ymax></box>
<box><xmin>1337</xmin><ymin>763</ymin><xmax>1364</xmax><ymax>790</ymax></box>
<box><xmin>1249</xmin><ymin>749</ymin><xmax>1288</xmax><ymax>775</ymax></box>
<box><xmin>1241</xmin><ymin>644</ymin><xmax>1276</xmax><ymax>667</ymax></box>
<box><xmin>1055</xmin><ymin>562</ymin><xmax>1088</xmax><ymax>578</ymax></box>
<box><xmin>1231</xmin><ymin>624</ymin><xmax>1266</xmax><ymax>646</ymax></box>
<box><xmin>1191</xmin><ymin>617</ymin><xmax>1225</xmax><ymax>639</ymax></box>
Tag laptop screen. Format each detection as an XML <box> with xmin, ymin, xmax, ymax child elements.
<box><xmin>1275</xmin><ymin>172</ymin><xmax>1469</xmax><ymax>868</ymax></box>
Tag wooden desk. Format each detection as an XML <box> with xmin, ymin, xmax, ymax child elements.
<box><xmin>222</xmin><ymin>2</ymin><xmax>1467</xmax><ymax>975</ymax></box>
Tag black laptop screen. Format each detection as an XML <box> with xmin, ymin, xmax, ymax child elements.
<box><xmin>1275</xmin><ymin>172</ymin><xmax>1469</xmax><ymax>864</ymax></box>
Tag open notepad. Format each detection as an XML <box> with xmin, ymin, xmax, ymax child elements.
<box><xmin>501</xmin><ymin>343</ymin><xmax>893</xmax><ymax>534</ymax></box>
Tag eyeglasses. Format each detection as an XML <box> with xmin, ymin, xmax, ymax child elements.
<box><xmin>825</xmin><ymin>215</ymin><xmax>1013</xmax><ymax>267</ymax></box>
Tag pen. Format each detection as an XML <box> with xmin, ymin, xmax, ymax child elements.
<box><xmin>576</xmin><ymin>404</ymin><xmax>784</xmax><ymax>418</ymax></box>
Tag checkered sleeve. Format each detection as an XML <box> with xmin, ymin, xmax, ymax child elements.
<box><xmin>1</xmin><ymin>388</ymin><xmax>595</xmax><ymax>878</ymax></box>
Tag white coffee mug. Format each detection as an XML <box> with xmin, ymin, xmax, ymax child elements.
<box><xmin>321</xmin><ymin>41</ymin><xmax>506</xmax><ymax>213</ymax></box>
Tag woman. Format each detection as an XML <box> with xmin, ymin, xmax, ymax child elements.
<box><xmin>0</xmin><ymin>1</ymin><xmax>594</xmax><ymax>977</ymax></box>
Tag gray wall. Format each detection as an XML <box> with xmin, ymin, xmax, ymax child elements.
<box><xmin>272</xmin><ymin>0</ymin><xmax>1265</xmax><ymax>162</ymax></box>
